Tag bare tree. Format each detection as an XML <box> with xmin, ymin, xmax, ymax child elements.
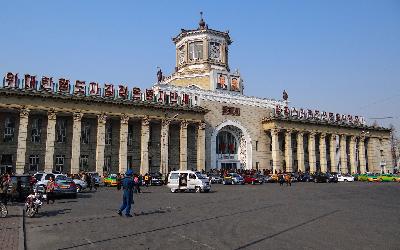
<box><xmin>389</xmin><ymin>124</ymin><xmax>398</xmax><ymax>171</ymax></box>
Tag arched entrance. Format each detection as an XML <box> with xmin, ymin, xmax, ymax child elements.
<box><xmin>211</xmin><ymin>120</ymin><xmax>252</xmax><ymax>170</ymax></box>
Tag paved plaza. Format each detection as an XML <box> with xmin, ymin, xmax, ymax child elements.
<box><xmin>17</xmin><ymin>182</ymin><xmax>400</xmax><ymax>250</ymax></box>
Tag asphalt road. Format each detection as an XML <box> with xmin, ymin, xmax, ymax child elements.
<box><xmin>24</xmin><ymin>182</ymin><xmax>400</xmax><ymax>250</ymax></box>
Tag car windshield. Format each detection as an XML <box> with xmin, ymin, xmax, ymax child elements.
<box><xmin>170</xmin><ymin>173</ymin><xmax>179</xmax><ymax>179</ymax></box>
<box><xmin>56</xmin><ymin>175</ymin><xmax>67</xmax><ymax>181</ymax></box>
<box><xmin>109</xmin><ymin>174</ymin><xmax>117</xmax><ymax>178</ymax></box>
<box><xmin>45</xmin><ymin>174</ymin><xmax>55</xmax><ymax>180</ymax></box>
<box><xmin>34</xmin><ymin>174</ymin><xmax>43</xmax><ymax>181</ymax></box>
<box><xmin>196</xmin><ymin>173</ymin><xmax>207</xmax><ymax>179</ymax></box>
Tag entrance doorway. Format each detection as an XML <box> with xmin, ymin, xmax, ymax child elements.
<box><xmin>221</xmin><ymin>162</ymin><xmax>237</xmax><ymax>171</ymax></box>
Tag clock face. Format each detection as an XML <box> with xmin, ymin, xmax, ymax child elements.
<box><xmin>209</xmin><ymin>42</ymin><xmax>220</xmax><ymax>61</ymax></box>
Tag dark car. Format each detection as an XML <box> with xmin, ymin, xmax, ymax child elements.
<box><xmin>326</xmin><ymin>173</ymin><xmax>338</xmax><ymax>183</ymax></box>
<box><xmin>150</xmin><ymin>173</ymin><xmax>164</xmax><ymax>186</ymax></box>
<box><xmin>298</xmin><ymin>173</ymin><xmax>314</xmax><ymax>182</ymax></box>
<box><xmin>8</xmin><ymin>175</ymin><xmax>33</xmax><ymax>201</ymax></box>
<box><xmin>314</xmin><ymin>173</ymin><xmax>330</xmax><ymax>183</ymax></box>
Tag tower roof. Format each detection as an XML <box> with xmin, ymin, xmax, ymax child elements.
<box><xmin>172</xmin><ymin>13</ymin><xmax>232</xmax><ymax>45</ymax></box>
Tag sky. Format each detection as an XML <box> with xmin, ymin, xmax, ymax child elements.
<box><xmin>1</xmin><ymin>0</ymin><xmax>399</xmax><ymax>133</ymax></box>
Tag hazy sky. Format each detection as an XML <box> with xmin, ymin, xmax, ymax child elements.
<box><xmin>1</xmin><ymin>0</ymin><xmax>399</xmax><ymax>132</ymax></box>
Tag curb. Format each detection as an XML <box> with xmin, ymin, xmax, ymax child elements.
<box><xmin>18</xmin><ymin>206</ymin><xmax>26</xmax><ymax>250</ymax></box>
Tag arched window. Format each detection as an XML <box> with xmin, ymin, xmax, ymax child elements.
<box><xmin>216</xmin><ymin>131</ymin><xmax>237</xmax><ymax>154</ymax></box>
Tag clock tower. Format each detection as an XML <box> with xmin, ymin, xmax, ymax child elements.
<box><xmin>162</xmin><ymin>13</ymin><xmax>243</xmax><ymax>94</ymax></box>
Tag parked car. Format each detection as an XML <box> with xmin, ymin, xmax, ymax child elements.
<box><xmin>244</xmin><ymin>175</ymin><xmax>263</xmax><ymax>185</ymax></box>
<box><xmin>8</xmin><ymin>175</ymin><xmax>33</xmax><ymax>201</ymax></box>
<box><xmin>326</xmin><ymin>173</ymin><xmax>338</xmax><ymax>183</ymax></box>
<box><xmin>53</xmin><ymin>177</ymin><xmax>77</xmax><ymax>198</ymax></box>
<box><xmin>314</xmin><ymin>173</ymin><xmax>330</xmax><ymax>183</ymax></box>
<box><xmin>150</xmin><ymin>173</ymin><xmax>164</xmax><ymax>186</ymax></box>
<box><xmin>377</xmin><ymin>174</ymin><xmax>400</xmax><ymax>182</ymax></box>
<box><xmin>337</xmin><ymin>174</ymin><xmax>354</xmax><ymax>182</ymax></box>
<box><xmin>207</xmin><ymin>173</ymin><xmax>223</xmax><ymax>184</ymax></box>
<box><xmin>298</xmin><ymin>173</ymin><xmax>314</xmax><ymax>182</ymax></box>
<box><xmin>66</xmin><ymin>175</ymin><xmax>87</xmax><ymax>192</ymax></box>
<box><xmin>223</xmin><ymin>173</ymin><xmax>244</xmax><ymax>185</ymax></box>
<box><xmin>104</xmin><ymin>174</ymin><xmax>120</xmax><ymax>187</ymax></box>
<box><xmin>167</xmin><ymin>170</ymin><xmax>210</xmax><ymax>193</ymax></box>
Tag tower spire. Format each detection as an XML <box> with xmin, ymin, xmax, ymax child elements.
<box><xmin>199</xmin><ymin>11</ymin><xmax>206</xmax><ymax>29</ymax></box>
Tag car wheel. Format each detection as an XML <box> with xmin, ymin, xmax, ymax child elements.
<box><xmin>195</xmin><ymin>187</ymin><xmax>201</xmax><ymax>193</ymax></box>
<box><xmin>222</xmin><ymin>181</ymin><xmax>226</xmax><ymax>185</ymax></box>
<box><xmin>251</xmin><ymin>181</ymin><xmax>255</xmax><ymax>185</ymax></box>
<box><xmin>26</xmin><ymin>207</ymin><xmax>36</xmax><ymax>218</ymax></box>
<box><xmin>344</xmin><ymin>179</ymin><xmax>348</xmax><ymax>182</ymax></box>
<box><xmin>76</xmin><ymin>185</ymin><xmax>82</xmax><ymax>193</ymax></box>
<box><xmin>0</xmin><ymin>204</ymin><xmax>8</xmax><ymax>218</ymax></box>
<box><xmin>203</xmin><ymin>189</ymin><xmax>210</xmax><ymax>193</ymax></box>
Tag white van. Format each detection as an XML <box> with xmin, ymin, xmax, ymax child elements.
<box><xmin>167</xmin><ymin>170</ymin><xmax>211</xmax><ymax>193</ymax></box>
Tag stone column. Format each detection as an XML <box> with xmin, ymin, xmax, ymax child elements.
<box><xmin>349</xmin><ymin>136</ymin><xmax>357</xmax><ymax>174</ymax></box>
<box><xmin>140</xmin><ymin>116</ymin><xmax>150</xmax><ymax>175</ymax></box>
<box><xmin>339</xmin><ymin>134</ymin><xmax>348</xmax><ymax>174</ymax></box>
<box><xmin>160</xmin><ymin>119</ymin><xmax>170</xmax><ymax>175</ymax></box>
<box><xmin>44</xmin><ymin>110</ymin><xmax>57</xmax><ymax>172</ymax></box>
<box><xmin>381</xmin><ymin>138</ymin><xmax>392</xmax><ymax>173</ymax></box>
<box><xmin>15</xmin><ymin>107</ymin><xmax>30</xmax><ymax>174</ymax></box>
<box><xmin>70</xmin><ymin>112</ymin><xmax>83</xmax><ymax>174</ymax></box>
<box><xmin>296</xmin><ymin>131</ymin><xmax>305</xmax><ymax>172</ymax></box>
<box><xmin>329</xmin><ymin>134</ymin><xmax>338</xmax><ymax>173</ymax></box>
<box><xmin>119</xmin><ymin>114</ymin><xmax>129</xmax><ymax>174</ymax></box>
<box><xmin>179</xmin><ymin>120</ymin><xmax>188</xmax><ymax>170</ymax></box>
<box><xmin>367</xmin><ymin>137</ymin><xmax>379</xmax><ymax>173</ymax></box>
<box><xmin>271</xmin><ymin>128</ymin><xmax>281</xmax><ymax>174</ymax></box>
<box><xmin>284</xmin><ymin>130</ymin><xmax>293</xmax><ymax>172</ymax></box>
<box><xmin>308</xmin><ymin>132</ymin><xmax>317</xmax><ymax>173</ymax></box>
<box><xmin>319</xmin><ymin>133</ymin><xmax>327</xmax><ymax>173</ymax></box>
<box><xmin>95</xmin><ymin>113</ymin><xmax>107</xmax><ymax>175</ymax></box>
<box><xmin>197</xmin><ymin>122</ymin><xmax>206</xmax><ymax>172</ymax></box>
<box><xmin>358</xmin><ymin>136</ymin><xmax>367</xmax><ymax>174</ymax></box>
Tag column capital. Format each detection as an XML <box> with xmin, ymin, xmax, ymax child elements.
<box><xmin>19</xmin><ymin>106</ymin><xmax>30</xmax><ymax>118</ymax></box>
<box><xmin>359</xmin><ymin>136</ymin><xmax>366</xmax><ymax>142</ymax></box>
<box><xmin>120</xmin><ymin>114</ymin><xmax>129</xmax><ymax>124</ymax></box>
<box><xmin>309</xmin><ymin>131</ymin><xmax>317</xmax><ymax>137</ymax></box>
<box><xmin>162</xmin><ymin>119</ymin><xmax>171</xmax><ymax>127</ymax></box>
<box><xmin>73</xmin><ymin>112</ymin><xmax>83</xmax><ymax>122</ymax></box>
<box><xmin>320</xmin><ymin>133</ymin><xmax>327</xmax><ymax>139</ymax></box>
<box><xmin>180</xmin><ymin>120</ymin><xmax>189</xmax><ymax>129</ymax></box>
<box><xmin>97</xmin><ymin>113</ymin><xmax>107</xmax><ymax>124</ymax></box>
<box><xmin>142</xmin><ymin>116</ymin><xmax>150</xmax><ymax>126</ymax></box>
<box><xmin>198</xmin><ymin>122</ymin><xmax>206</xmax><ymax>130</ymax></box>
<box><xmin>350</xmin><ymin>135</ymin><xmax>357</xmax><ymax>143</ymax></box>
<box><xmin>47</xmin><ymin>109</ymin><xmax>57</xmax><ymax>121</ymax></box>
<box><xmin>271</xmin><ymin>128</ymin><xmax>280</xmax><ymax>136</ymax></box>
<box><xmin>297</xmin><ymin>130</ymin><xmax>306</xmax><ymax>136</ymax></box>
<box><xmin>285</xmin><ymin>129</ymin><xmax>294</xmax><ymax>134</ymax></box>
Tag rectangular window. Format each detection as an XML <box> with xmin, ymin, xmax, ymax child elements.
<box><xmin>55</xmin><ymin>155</ymin><xmax>65</xmax><ymax>172</ymax></box>
<box><xmin>29</xmin><ymin>155</ymin><xmax>40</xmax><ymax>172</ymax></box>
<box><xmin>255</xmin><ymin>141</ymin><xmax>259</xmax><ymax>151</ymax></box>
<box><xmin>256</xmin><ymin>162</ymin><xmax>260</xmax><ymax>170</ymax></box>
<box><xmin>104</xmin><ymin>156</ymin><xmax>111</xmax><ymax>173</ymax></box>
<box><xmin>79</xmin><ymin>155</ymin><xmax>89</xmax><ymax>171</ymax></box>
<box><xmin>56</xmin><ymin>119</ymin><xmax>67</xmax><ymax>143</ymax></box>
<box><xmin>189</xmin><ymin>41</ymin><xmax>203</xmax><ymax>60</ymax></box>
<box><xmin>270</xmin><ymin>160</ymin><xmax>273</xmax><ymax>167</ymax></box>
<box><xmin>31</xmin><ymin>118</ymin><xmax>42</xmax><ymax>143</ymax></box>
<box><xmin>105</xmin><ymin>124</ymin><xmax>112</xmax><ymax>145</ymax></box>
<box><xmin>4</xmin><ymin>117</ymin><xmax>15</xmax><ymax>142</ymax></box>
<box><xmin>81</xmin><ymin>122</ymin><xmax>90</xmax><ymax>144</ymax></box>
<box><xmin>128</xmin><ymin>125</ymin><xmax>133</xmax><ymax>146</ymax></box>
<box><xmin>1</xmin><ymin>154</ymin><xmax>13</xmax><ymax>165</ymax></box>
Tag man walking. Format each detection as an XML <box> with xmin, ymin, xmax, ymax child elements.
<box><xmin>117</xmin><ymin>169</ymin><xmax>134</xmax><ymax>217</ymax></box>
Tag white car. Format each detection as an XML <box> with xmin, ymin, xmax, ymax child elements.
<box><xmin>34</xmin><ymin>172</ymin><xmax>87</xmax><ymax>192</ymax></box>
<box><xmin>337</xmin><ymin>174</ymin><xmax>355</xmax><ymax>182</ymax></box>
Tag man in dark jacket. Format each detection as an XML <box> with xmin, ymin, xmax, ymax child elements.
<box><xmin>117</xmin><ymin>169</ymin><xmax>134</xmax><ymax>217</ymax></box>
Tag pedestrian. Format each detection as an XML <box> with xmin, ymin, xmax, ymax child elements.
<box><xmin>278</xmin><ymin>174</ymin><xmax>285</xmax><ymax>186</ymax></box>
<box><xmin>46</xmin><ymin>176</ymin><xmax>56</xmax><ymax>204</ymax></box>
<box><xmin>285</xmin><ymin>174</ymin><xmax>292</xmax><ymax>186</ymax></box>
<box><xmin>133</xmin><ymin>174</ymin><xmax>141</xmax><ymax>194</ymax></box>
<box><xmin>117</xmin><ymin>169</ymin><xmax>135</xmax><ymax>217</ymax></box>
<box><xmin>0</xmin><ymin>174</ymin><xmax>10</xmax><ymax>205</ymax></box>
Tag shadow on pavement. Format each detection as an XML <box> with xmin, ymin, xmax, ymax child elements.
<box><xmin>38</xmin><ymin>208</ymin><xmax>72</xmax><ymax>217</ymax></box>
